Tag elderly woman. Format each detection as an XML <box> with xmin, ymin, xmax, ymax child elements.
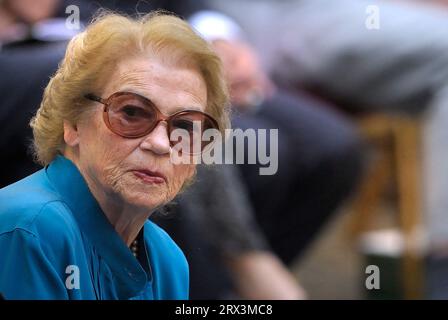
<box><xmin>0</xmin><ymin>12</ymin><xmax>229</xmax><ymax>299</ymax></box>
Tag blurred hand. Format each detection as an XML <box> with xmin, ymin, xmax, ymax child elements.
<box><xmin>212</xmin><ymin>39</ymin><xmax>275</xmax><ymax>110</ymax></box>
<box><xmin>4</xmin><ymin>0</ymin><xmax>59</xmax><ymax>24</ymax></box>
<box><xmin>0</xmin><ymin>0</ymin><xmax>59</xmax><ymax>43</ymax></box>
<box><xmin>226</xmin><ymin>251</ymin><xmax>307</xmax><ymax>300</ymax></box>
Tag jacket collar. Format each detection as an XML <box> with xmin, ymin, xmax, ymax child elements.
<box><xmin>45</xmin><ymin>155</ymin><xmax>149</xmax><ymax>299</ymax></box>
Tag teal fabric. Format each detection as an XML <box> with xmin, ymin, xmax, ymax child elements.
<box><xmin>0</xmin><ymin>155</ymin><xmax>188</xmax><ymax>300</ymax></box>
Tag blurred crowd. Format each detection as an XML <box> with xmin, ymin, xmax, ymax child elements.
<box><xmin>2</xmin><ymin>0</ymin><xmax>448</xmax><ymax>299</ymax></box>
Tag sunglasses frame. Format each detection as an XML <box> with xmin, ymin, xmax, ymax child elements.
<box><xmin>84</xmin><ymin>92</ymin><xmax>219</xmax><ymax>142</ymax></box>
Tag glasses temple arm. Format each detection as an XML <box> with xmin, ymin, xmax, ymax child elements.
<box><xmin>84</xmin><ymin>93</ymin><xmax>105</xmax><ymax>104</ymax></box>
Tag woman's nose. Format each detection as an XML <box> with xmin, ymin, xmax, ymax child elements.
<box><xmin>139</xmin><ymin>121</ymin><xmax>171</xmax><ymax>155</ymax></box>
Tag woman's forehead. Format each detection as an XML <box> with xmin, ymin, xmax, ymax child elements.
<box><xmin>102</xmin><ymin>57</ymin><xmax>207</xmax><ymax>111</ymax></box>
<box><xmin>113</xmin><ymin>55</ymin><xmax>204</xmax><ymax>88</ymax></box>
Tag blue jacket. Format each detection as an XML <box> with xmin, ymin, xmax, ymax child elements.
<box><xmin>0</xmin><ymin>155</ymin><xmax>189</xmax><ymax>300</ymax></box>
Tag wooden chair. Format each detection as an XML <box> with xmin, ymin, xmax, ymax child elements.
<box><xmin>347</xmin><ymin>113</ymin><xmax>424</xmax><ymax>299</ymax></box>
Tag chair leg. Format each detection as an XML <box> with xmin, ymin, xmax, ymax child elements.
<box><xmin>346</xmin><ymin>149</ymin><xmax>392</xmax><ymax>240</ymax></box>
<box><xmin>393</xmin><ymin>118</ymin><xmax>424</xmax><ymax>299</ymax></box>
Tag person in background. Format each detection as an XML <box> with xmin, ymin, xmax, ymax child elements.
<box><xmin>191</xmin><ymin>10</ymin><xmax>366</xmax><ymax>266</ymax></box>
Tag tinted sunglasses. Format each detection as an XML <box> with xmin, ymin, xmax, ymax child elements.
<box><xmin>84</xmin><ymin>91</ymin><xmax>219</xmax><ymax>154</ymax></box>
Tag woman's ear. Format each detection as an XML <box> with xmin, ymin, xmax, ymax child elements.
<box><xmin>63</xmin><ymin>120</ymin><xmax>80</xmax><ymax>147</ymax></box>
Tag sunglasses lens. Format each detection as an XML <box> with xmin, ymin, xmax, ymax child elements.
<box><xmin>103</xmin><ymin>92</ymin><xmax>219</xmax><ymax>154</ymax></box>
<box><xmin>107</xmin><ymin>93</ymin><xmax>156</xmax><ymax>137</ymax></box>
<box><xmin>170</xmin><ymin>112</ymin><xmax>218</xmax><ymax>153</ymax></box>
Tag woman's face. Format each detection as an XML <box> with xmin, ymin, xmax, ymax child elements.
<box><xmin>67</xmin><ymin>55</ymin><xmax>207</xmax><ymax>211</ymax></box>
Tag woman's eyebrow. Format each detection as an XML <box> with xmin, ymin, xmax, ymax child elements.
<box><xmin>117</xmin><ymin>87</ymin><xmax>152</xmax><ymax>101</ymax></box>
<box><xmin>117</xmin><ymin>87</ymin><xmax>204</xmax><ymax>113</ymax></box>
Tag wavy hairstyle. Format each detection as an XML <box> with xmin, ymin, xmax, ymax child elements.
<box><xmin>30</xmin><ymin>10</ymin><xmax>230</xmax><ymax>165</ymax></box>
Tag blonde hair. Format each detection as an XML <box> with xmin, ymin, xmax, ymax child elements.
<box><xmin>30</xmin><ymin>10</ymin><xmax>230</xmax><ymax>165</ymax></box>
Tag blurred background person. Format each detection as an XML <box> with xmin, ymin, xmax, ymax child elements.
<box><xmin>190</xmin><ymin>11</ymin><xmax>365</xmax><ymax>266</ymax></box>
<box><xmin>205</xmin><ymin>0</ymin><xmax>448</xmax><ymax>298</ymax></box>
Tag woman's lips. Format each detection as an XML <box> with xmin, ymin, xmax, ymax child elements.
<box><xmin>132</xmin><ymin>170</ymin><xmax>166</xmax><ymax>184</ymax></box>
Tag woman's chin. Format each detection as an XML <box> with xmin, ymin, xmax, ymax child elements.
<box><xmin>119</xmin><ymin>187</ymin><xmax>167</xmax><ymax>211</ymax></box>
